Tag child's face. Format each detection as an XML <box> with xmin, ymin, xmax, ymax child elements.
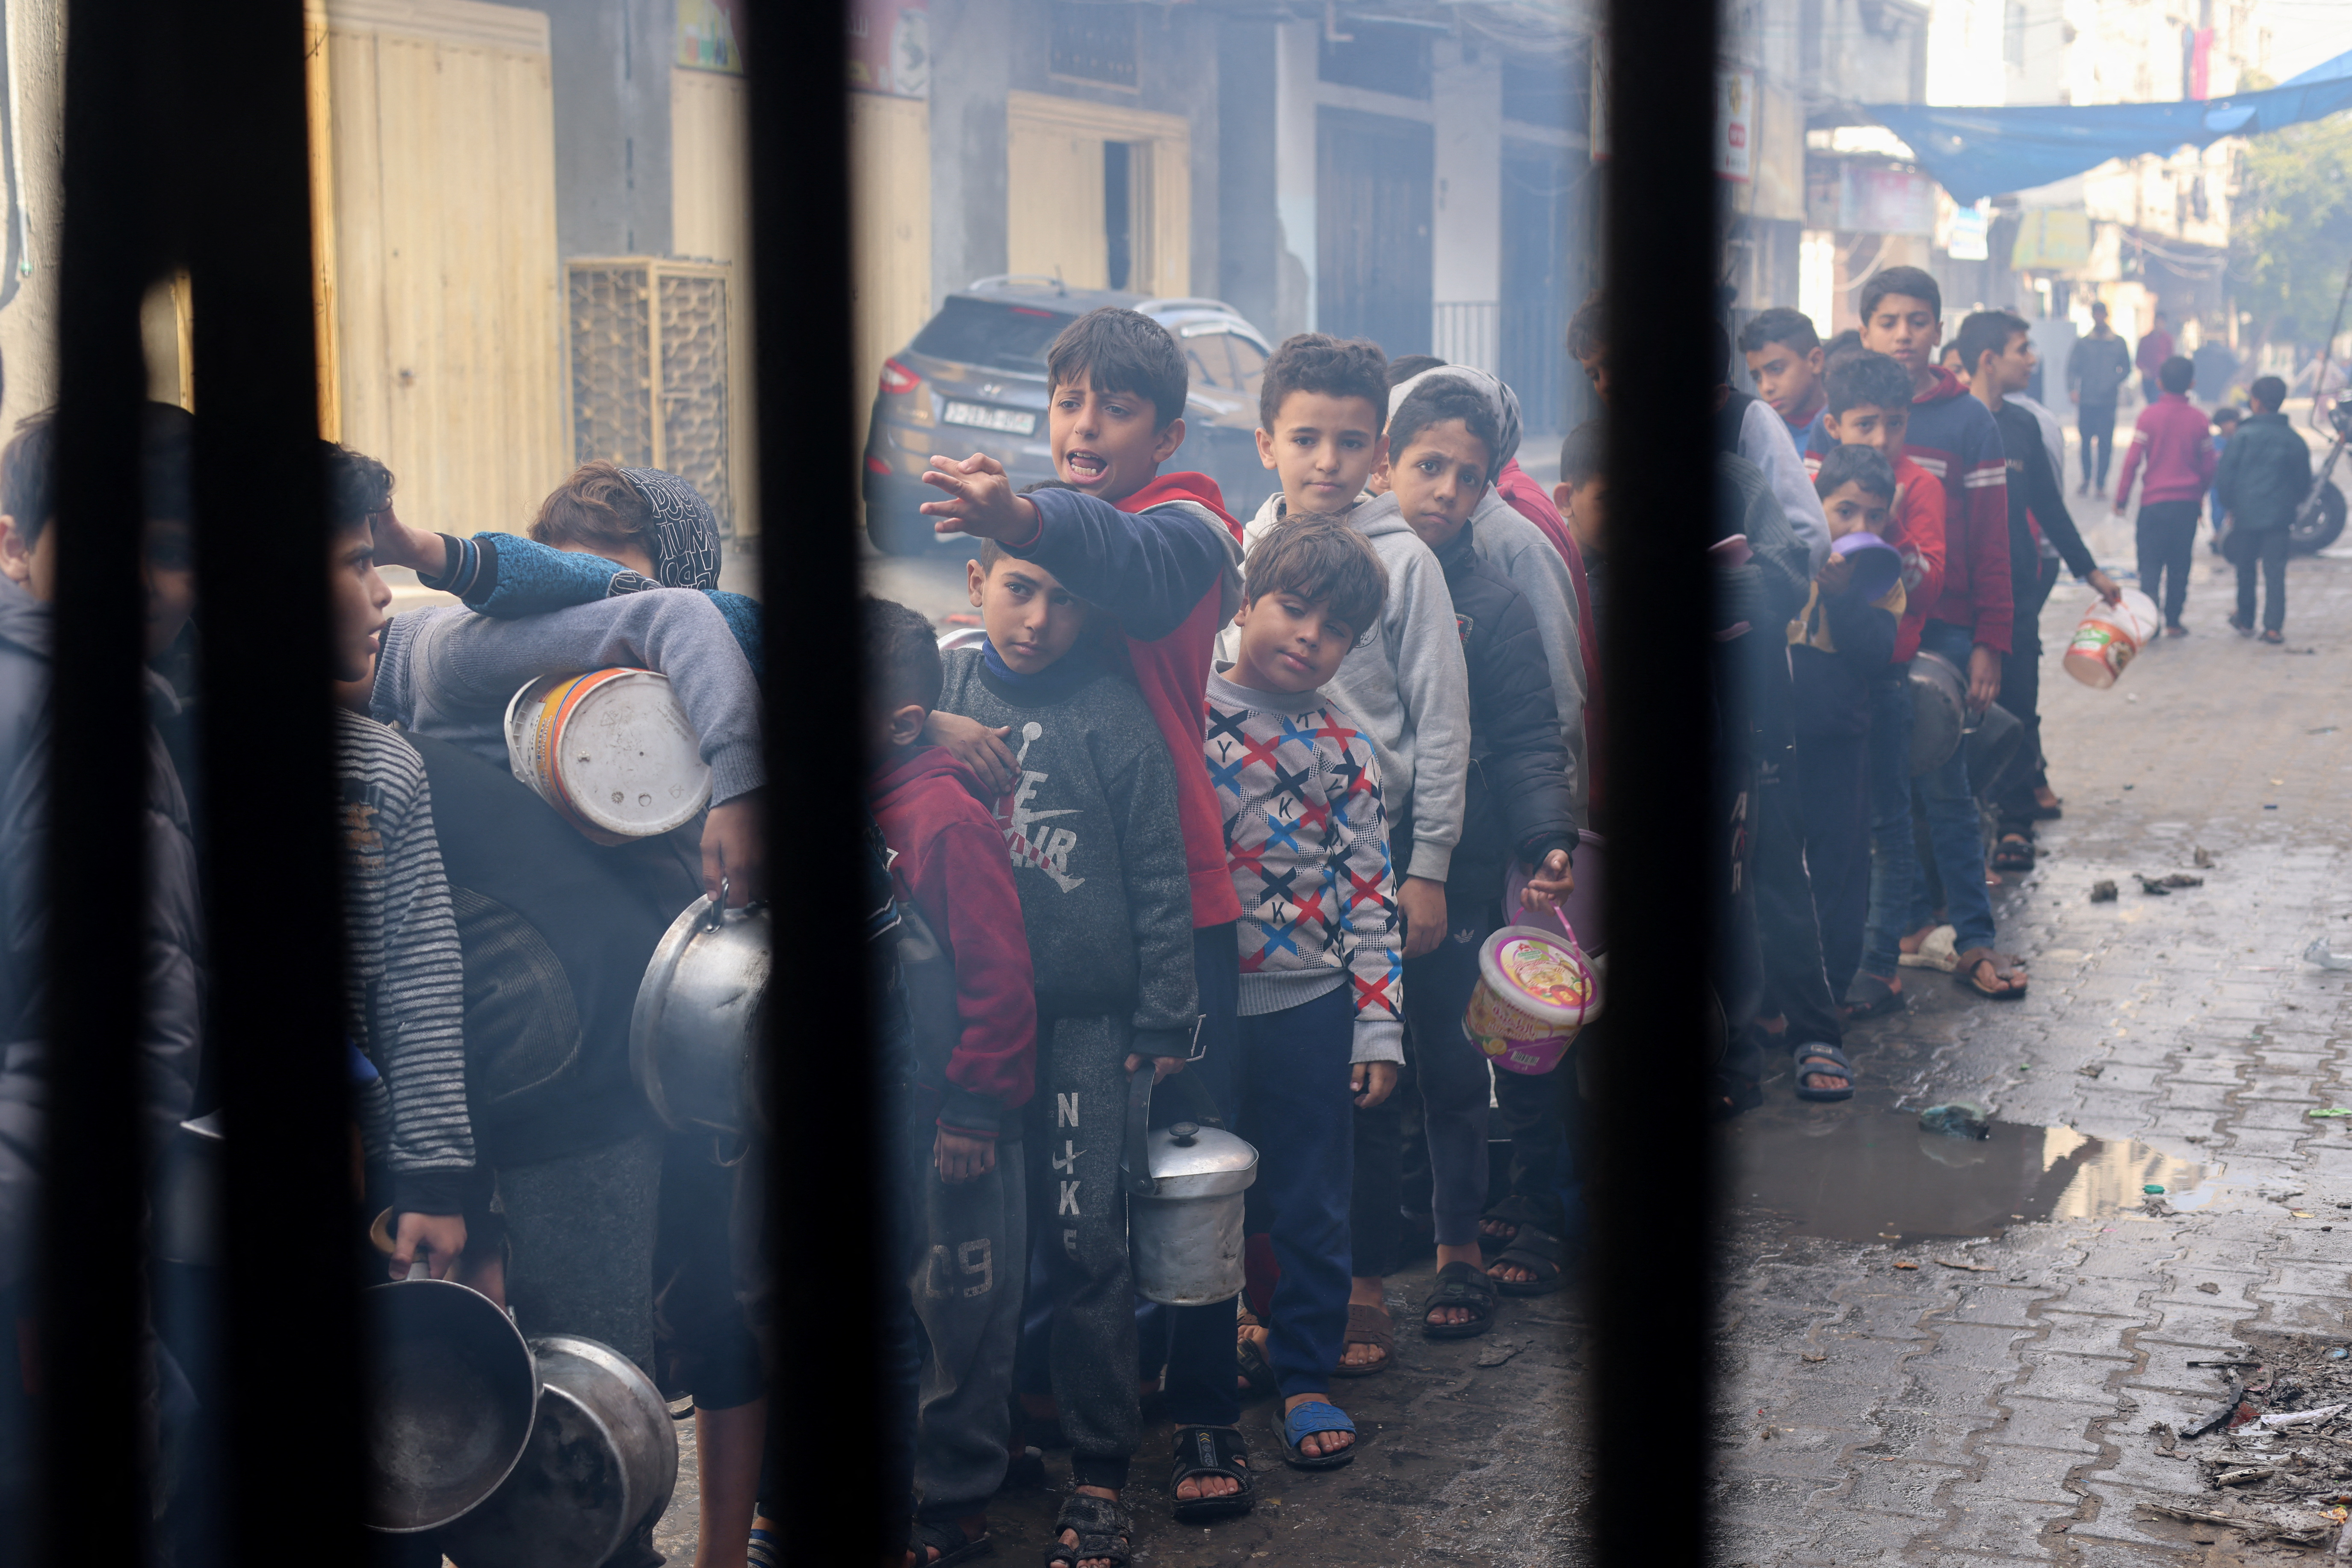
<box><xmin>0</xmin><ymin>514</ymin><xmax>58</xmax><ymax>601</ymax></box>
<box><xmin>1577</xmin><ymin>351</ymin><xmax>1612</xmax><ymax>406</ymax></box>
<box><xmin>1049</xmin><ymin>375</ymin><xmax>1185</xmax><ymax>503</ymax></box>
<box><xmin>1229</xmin><ymin>587</ymin><xmax>1357</xmax><ymax>695</ymax></box>
<box><xmin>1385</xmin><ymin>419</ymin><xmax>1491</xmax><ymax>552</ymax></box>
<box><xmin>1818</xmin><ymin>479</ymin><xmax>1891</xmax><ymax>540</ymax></box>
<box><xmin>327</xmin><ymin>523</ymin><xmax>394</xmax><ymax>686</ymax></box>
<box><xmin>1823</xmin><ymin>403</ymin><xmax>1909</xmax><ymax>461</ymax></box>
<box><xmin>1861</xmin><ymin>292</ymin><xmax>1939</xmax><ymax>378</ymax></box>
<box><xmin>1256</xmin><ymin>390</ymin><xmax>1386</xmax><ymax>516</ymax></box>
<box><xmin>1554</xmin><ymin>477</ymin><xmax>1607</xmax><ymax>557</ymax></box>
<box><xmin>141</xmin><ymin>517</ymin><xmax>197</xmax><ymax>659</ymax></box>
<box><xmin>1981</xmin><ymin>330</ymin><xmax>2036</xmax><ymax>396</ymax></box>
<box><xmin>1744</xmin><ymin>341</ymin><xmax>1823</xmax><ymax>421</ymax></box>
<box><xmin>966</xmin><ymin>554</ymin><xmax>1088</xmax><ymax>675</ymax></box>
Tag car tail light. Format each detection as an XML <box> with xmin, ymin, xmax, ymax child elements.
<box><xmin>878</xmin><ymin>357</ymin><xmax>922</xmax><ymax>396</ymax></box>
<box><xmin>866</xmin><ymin>455</ymin><xmax>892</xmax><ymax>476</ymax></box>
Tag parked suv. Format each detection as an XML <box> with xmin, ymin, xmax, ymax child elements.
<box><xmin>861</xmin><ymin>277</ymin><xmax>1273</xmax><ymax>554</ymax></box>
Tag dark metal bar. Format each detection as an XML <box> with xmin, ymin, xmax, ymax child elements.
<box><xmin>179</xmin><ymin>3</ymin><xmax>363</xmax><ymax>1561</ymax></box>
<box><xmin>41</xmin><ymin>0</ymin><xmax>163</xmax><ymax>1555</ymax></box>
<box><xmin>746</xmin><ymin>6</ymin><xmax>881</xmax><ymax>1563</ymax></box>
<box><xmin>1593</xmin><ymin>0</ymin><xmax>1722</xmax><ymax>1562</ymax></box>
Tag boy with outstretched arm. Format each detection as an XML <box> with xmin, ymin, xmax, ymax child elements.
<box><xmin>933</xmin><ymin>534</ymin><xmax>1198</xmax><ymax>1568</ymax></box>
<box><xmin>1373</xmin><ymin>379</ymin><xmax>1576</xmax><ymax>1334</ymax></box>
<box><xmin>1807</xmin><ymin>352</ymin><xmax>1946</xmax><ymax>1022</ymax></box>
<box><xmin>1807</xmin><ymin>266</ymin><xmax>2026</xmax><ymax>1004</ymax></box>
<box><xmin>1208</xmin><ymin>513</ymin><xmax>1402</xmax><ymax>1474</ymax></box>
<box><xmin>864</xmin><ymin>597</ymin><xmax>1038</xmax><ymax>1568</ymax></box>
<box><xmin>916</xmin><ymin>306</ymin><xmax>1262</xmax><ymax>1536</ymax></box>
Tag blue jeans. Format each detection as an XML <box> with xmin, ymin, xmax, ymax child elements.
<box><xmin>1903</xmin><ymin>622</ymin><xmax>1997</xmax><ymax>954</ymax></box>
<box><xmin>1164</xmin><ymin>983</ymin><xmax>1354</xmax><ymax>1420</ymax></box>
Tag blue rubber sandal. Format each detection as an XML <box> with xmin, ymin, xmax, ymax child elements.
<box><xmin>1794</xmin><ymin>1045</ymin><xmax>1856</xmax><ymax>1102</ymax></box>
<box><xmin>1279</xmin><ymin>1400</ymin><xmax>1358</xmax><ymax>1471</ymax></box>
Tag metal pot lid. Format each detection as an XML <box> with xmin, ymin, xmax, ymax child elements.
<box><xmin>1143</xmin><ymin>1122</ymin><xmax>1257</xmax><ymax>1195</ymax></box>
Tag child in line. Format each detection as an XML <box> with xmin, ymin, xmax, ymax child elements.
<box><xmin>2214</xmin><ymin>375</ymin><xmax>2310</xmax><ymax>643</ymax></box>
<box><xmin>1371</xmin><ymin>380</ymin><xmax>1575</xmax><ymax>1329</ymax></box>
<box><xmin>1740</xmin><ymin>307</ymin><xmax>1829</xmax><ymax>442</ymax></box>
<box><xmin>865</xmin><ymin>597</ymin><xmax>1038</xmax><ymax>1568</ymax></box>
<box><xmin>914</xmin><ymin>305</ymin><xmax>1257</xmax><ymax>1531</ymax></box>
<box><xmin>934</xmin><ymin>539</ymin><xmax>1198</xmax><ymax>1568</ymax></box>
<box><xmin>1807</xmin><ymin>352</ymin><xmax>1947</xmax><ymax>1022</ymax></box>
<box><xmin>2208</xmin><ymin>405</ymin><xmax>2241</xmax><ymax>555</ymax></box>
<box><xmin>1791</xmin><ymin>445</ymin><xmax>1905</xmax><ymax>1014</ymax></box>
<box><xmin>1207</xmin><ymin>513</ymin><xmax>1399</xmax><ymax>1471</ymax></box>
<box><xmin>2112</xmin><ymin>353</ymin><xmax>2216</xmax><ymax>633</ymax></box>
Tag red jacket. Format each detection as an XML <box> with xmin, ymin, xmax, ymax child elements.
<box><xmin>1885</xmin><ymin>455</ymin><xmax>1948</xmax><ymax>664</ymax></box>
<box><xmin>1111</xmin><ymin>473</ymin><xmax>1248</xmax><ymax>929</ymax></box>
<box><xmin>2115</xmin><ymin>393</ymin><xmax>2218</xmax><ymax>508</ymax></box>
<box><xmin>1493</xmin><ymin>458</ymin><xmax>1604</xmax><ymax>811</ymax></box>
<box><xmin>869</xmin><ymin>745</ymin><xmax>1037</xmax><ymax>1138</ymax></box>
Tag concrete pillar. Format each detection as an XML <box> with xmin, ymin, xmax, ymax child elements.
<box><xmin>1430</xmin><ymin>40</ymin><xmax>1502</xmax><ymax>312</ymax></box>
<box><xmin>1273</xmin><ymin>20</ymin><xmax>1317</xmax><ymax>338</ymax></box>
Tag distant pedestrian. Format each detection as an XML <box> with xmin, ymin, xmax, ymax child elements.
<box><xmin>2067</xmin><ymin>302</ymin><xmax>2131</xmax><ymax>495</ymax></box>
<box><xmin>2112</xmin><ymin>355</ymin><xmax>2216</xmax><ymax>634</ymax></box>
<box><xmin>2213</xmin><ymin>375</ymin><xmax>2311</xmax><ymax>644</ymax></box>
<box><xmin>2136</xmin><ymin>311</ymin><xmax>2175</xmax><ymax>405</ymax></box>
<box><xmin>2207</xmin><ymin>405</ymin><xmax>2241</xmax><ymax>555</ymax></box>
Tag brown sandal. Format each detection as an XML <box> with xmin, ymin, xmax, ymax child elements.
<box><xmin>1332</xmin><ymin>1301</ymin><xmax>1394</xmax><ymax>1377</ymax></box>
<box><xmin>1953</xmin><ymin>947</ymin><xmax>2028</xmax><ymax>999</ymax></box>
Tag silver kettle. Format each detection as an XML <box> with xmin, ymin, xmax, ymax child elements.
<box><xmin>1121</xmin><ymin>1069</ymin><xmax>1258</xmax><ymax>1306</ymax></box>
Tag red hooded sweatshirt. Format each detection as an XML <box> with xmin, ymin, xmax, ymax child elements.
<box><xmin>869</xmin><ymin>744</ymin><xmax>1037</xmax><ymax>1138</ymax></box>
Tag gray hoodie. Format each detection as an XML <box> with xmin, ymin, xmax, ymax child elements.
<box><xmin>1462</xmin><ymin>486</ymin><xmax>1585</xmax><ymax>817</ymax></box>
<box><xmin>1238</xmin><ymin>490</ymin><xmax>1471</xmax><ymax>884</ymax></box>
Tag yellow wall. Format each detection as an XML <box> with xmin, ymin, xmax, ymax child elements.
<box><xmin>323</xmin><ymin>0</ymin><xmax>566</xmax><ymax>536</ymax></box>
<box><xmin>848</xmin><ymin>89</ymin><xmax>933</xmax><ymax>447</ymax></box>
<box><xmin>671</xmin><ymin>66</ymin><xmax>758</xmax><ymax>537</ymax></box>
<box><xmin>1004</xmin><ymin>91</ymin><xmax>1189</xmax><ymax>298</ymax></box>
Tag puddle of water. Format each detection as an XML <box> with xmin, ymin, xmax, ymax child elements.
<box><xmin>1722</xmin><ymin>1109</ymin><xmax>2222</xmax><ymax>1242</ymax></box>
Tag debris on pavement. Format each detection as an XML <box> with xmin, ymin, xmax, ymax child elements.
<box><xmin>2303</xmin><ymin>936</ymin><xmax>2352</xmax><ymax>970</ymax></box>
<box><xmin>1933</xmin><ymin>1257</ymin><xmax>1994</xmax><ymax>1271</ymax></box>
<box><xmin>2306</xmin><ymin>1107</ymin><xmax>2352</xmax><ymax>1119</ymax></box>
<box><xmin>2091</xmin><ymin>879</ymin><xmax>2119</xmax><ymax>901</ymax></box>
<box><xmin>1474</xmin><ymin>1337</ymin><xmax>1524</xmax><ymax>1368</ymax></box>
<box><xmin>2194</xmin><ymin>845</ymin><xmax>2216</xmax><ymax>867</ymax></box>
<box><xmin>1917</xmin><ymin>1102</ymin><xmax>1991</xmax><ymax>1139</ymax></box>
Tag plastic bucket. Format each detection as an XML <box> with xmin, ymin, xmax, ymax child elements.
<box><xmin>1501</xmin><ymin>830</ymin><xmax>1607</xmax><ymax>955</ymax></box>
<box><xmin>1463</xmin><ymin>925</ymin><xmax>1600</xmax><ymax>1076</ymax></box>
<box><xmin>504</xmin><ymin>669</ymin><xmax>711</xmax><ymax>846</ymax></box>
<box><xmin>2062</xmin><ymin>588</ymin><xmax>2160</xmax><ymax>689</ymax></box>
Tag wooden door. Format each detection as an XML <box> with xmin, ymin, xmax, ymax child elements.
<box><xmin>1316</xmin><ymin>108</ymin><xmax>1433</xmax><ymax>357</ymax></box>
<box><xmin>1007</xmin><ymin>116</ymin><xmax>1108</xmax><ymax>289</ymax></box>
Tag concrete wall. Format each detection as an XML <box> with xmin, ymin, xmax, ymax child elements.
<box><xmin>927</xmin><ymin>0</ymin><xmax>1222</xmax><ymax>313</ymax></box>
<box><xmin>0</xmin><ymin>0</ymin><xmax>63</xmax><ymax>437</ymax></box>
<box><xmin>543</xmin><ymin>0</ymin><xmax>672</xmax><ymax>258</ymax></box>
<box><xmin>1214</xmin><ymin>16</ymin><xmax>1279</xmax><ymax>334</ymax></box>
<box><xmin>1430</xmin><ymin>41</ymin><xmax>1501</xmax><ymax>306</ymax></box>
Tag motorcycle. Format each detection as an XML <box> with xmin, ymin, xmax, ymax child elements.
<box><xmin>2290</xmin><ymin>391</ymin><xmax>2352</xmax><ymax>555</ymax></box>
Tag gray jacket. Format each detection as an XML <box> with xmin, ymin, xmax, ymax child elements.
<box><xmin>1465</xmin><ymin>486</ymin><xmax>1585</xmax><ymax>815</ymax></box>
<box><xmin>0</xmin><ymin>576</ymin><xmax>202</xmax><ymax>1290</ymax></box>
<box><xmin>1238</xmin><ymin>491</ymin><xmax>1472</xmax><ymax>884</ymax></box>
<box><xmin>934</xmin><ymin>649</ymin><xmax>1198</xmax><ymax>1055</ymax></box>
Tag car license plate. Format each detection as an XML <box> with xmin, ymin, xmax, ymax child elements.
<box><xmin>941</xmin><ymin>400</ymin><xmax>1036</xmax><ymax>437</ymax></box>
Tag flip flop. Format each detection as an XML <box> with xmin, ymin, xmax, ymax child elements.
<box><xmin>1792</xmin><ymin>1044</ymin><xmax>1856</xmax><ymax>1102</ymax></box>
<box><xmin>1954</xmin><ymin>947</ymin><xmax>2028</xmax><ymax>999</ymax></box>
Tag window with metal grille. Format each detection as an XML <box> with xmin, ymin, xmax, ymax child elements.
<box><xmin>567</xmin><ymin>257</ymin><xmax>735</xmax><ymax>534</ymax></box>
<box><xmin>1050</xmin><ymin>2</ymin><xmax>1137</xmax><ymax>88</ymax></box>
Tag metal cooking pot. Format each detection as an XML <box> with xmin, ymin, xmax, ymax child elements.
<box><xmin>1966</xmin><ymin>699</ymin><xmax>2024</xmax><ymax>803</ymax></box>
<box><xmin>1122</xmin><ymin>1069</ymin><xmax>1257</xmax><ymax>1307</ymax></box>
<box><xmin>631</xmin><ymin>885</ymin><xmax>772</xmax><ymax>1138</ymax></box>
<box><xmin>441</xmin><ymin>1335</ymin><xmax>679</xmax><ymax>1568</ymax></box>
<box><xmin>363</xmin><ymin>1279</ymin><xmax>540</xmax><ymax>1534</ymax></box>
<box><xmin>1907</xmin><ymin>650</ymin><xmax>1967</xmax><ymax>777</ymax></box>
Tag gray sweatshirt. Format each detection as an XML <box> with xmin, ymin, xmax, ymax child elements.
<box><xmin>372</xmin><ymin>592</ymin><xmax>765</xmax><ymax>806</ymax></box>
<box><xmin>1463</xmin><ymin>486</ymin><xmax>1586</xmax><ymax>819</ymax></box>
<box><xmin>934</xmin><ymin>649</ymin><xmax>1199</xmax><ymax>1055</ymax></box>
<box><xmin>1238</xmin><ymin>490</ymin><xmax>1471</xmax><ymax>884</ymax></box>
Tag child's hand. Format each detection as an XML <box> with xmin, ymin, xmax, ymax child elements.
<box><xmin>2086</xmin><ymin>568</ymin><xmax>2123</xmax><ymax>605</ymax></box>
<box><xmin>923</xmin><ymin>711</ymin><xmax>1019</xmax><ymax>795</ymax></box>
<box><xmin>920</xmin><ymin>453</ymin><xmax>1041</xmax><ymax>542</ymax></box>
<box><xmin>369</xmin><ymin>502</ymin><xmax>447</xmax><ymax>576</ymax></box>
<box><xmin>1519</xmin><ymin>848</ymin><xmax>1575</xmax><ymax>913</ymax></box>
<box><xmin>1350</xmin><ymin>1061</ymin><xmax>1398</xmax><ymax>1109</ymax></box>
<box><xmin>1815</xmin><ymin>551</ymin><xmax>1856</xmax><ymax>596</ymax></box>
<box><xmin>1397</xmin><ymin>876</ymin><xmax>1446</xmax><ymax>960</ymax></box>
<box><xmin>701</xmin><ymin>794</ymin><xmax>767</xmax><ymax>906</ymax></box>
<box><xmin>934</xmin><ymin>1128</ymin><xmax>996</xmax><ymax>1184</ymax></box>
<box><xmin>390</xmin><ymin>1211</ymin><xmax>467</xmax><ymax>1282</ymax></box>
<box><xmin>1124</xmin><ymin>1052</ymin><xmax>1187</xmax><ymax>1081</ymax></box>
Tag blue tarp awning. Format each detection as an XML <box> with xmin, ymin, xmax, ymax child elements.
<box><xmin>1860</xmin><ymin>71</ymin><xmax>2352</xmax><ymax>204</ymax></box>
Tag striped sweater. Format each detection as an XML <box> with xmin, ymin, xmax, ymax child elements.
<box><xmin>335</xmin><ymin>708</ymin><xmax>474</xmax><ymax>1214</ymax></box>
<box><xmin>1206</xmin><ymin>673</ymin><xmax>1404</xmax><ymax>1064</ymax></box>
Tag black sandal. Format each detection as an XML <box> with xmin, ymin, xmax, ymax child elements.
<box><xmin>1235</xmin><ymin>1308</ymin><xmax>1276</xmax><ymax>1398</ymax></box>
<box><xmin>1477</xmin><ymin>1193</ymin><xmax>1560</xmax><ymax>1258</ymax></box>
<box><xmin>909</xmin><ymin>1518</ymin><xmax>993</xmax><ymax>1566</ymax></box>
<box><xmin>1045</xmin><ymin>1492</ymin><xmax>1131</xmax><ymax>1568</ymax></box>
<box><xmin>1419</xmin><ymin>1259</ymin><xmax>1497</xmax><ymax>1339</ymax></box>
<box><xmin>1991</xmin><ymin>834</ymin><xmax>2034</xmax><ymax>872</ymax></box>
<box><xmin>1841</xmin><ymin>971</ymin><xmax>1905</xmax><ymax>1021</ymax></box>
<box><xmin>1487</xmin><ymin>1222</ymin><xmax>1566</xmax><ymax>1297</ymax></box>
<box><xmin>1168</xmin><ymin>1425</ymin><xmax>1256</xmax><ymax>1524</ymax></box>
